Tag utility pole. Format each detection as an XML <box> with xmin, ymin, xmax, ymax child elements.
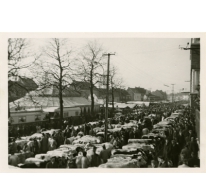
<box><xmin>103</xmin><ymin>53</ymin><xmax>115</xmax><ymax>142</ymax></box>
<box><xmin>171</xmin><ymin>84</ymin><xmax>175</xmax><ymax>103</ymax></box>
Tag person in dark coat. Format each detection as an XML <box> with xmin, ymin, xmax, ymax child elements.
<box><xmin>90</xmin><ymin>146</ymin><xmax>101</xmax><ymax>167</ymax></box>
<box><xmin>162</xmin><ymin>138</ymin><xmax>171</xmax><ymax>161</ymax></box>
<box><xmin>46</xmin><ymin>156</ymin><xmax>58</xmax><ymax>168</ymax></box>
<box><xmin>188</xmin><ymin>152</ymin><xmax>200</xmax><ymax>167</ymax></box>
<box><xmin>33</xmin><ymin>138</ymin><xmax>39</xmax><ymax>156</ymax></box>
<box><xmin>64</xmin><ymin>125</ymin><xmax>70</xmax><ymax>138</ymax></box>
<box><xmin>170</xmin><ymin>139</ymin><xmax>179</xmax><ymax>167</ymax></box>
<box><xmin>158</xmin><ymin>156</ymin><xmax>168</xmax><ymax>168</ymax></box>
<box><xmin>124</xmin><ymin>129</ymin><xmax>130</xmax><ymax>143</ymax></box>
<box><xmin>177</xmin><ymin>131</ymin><xmax>185</xmax><ymax>150</ymax></box>
<box><xmin>179</xmin><ymin>143</ymin><xmax>190</xmax><ymax>165</ymax></box>
<box><xmin>89</xmin><ymin>125</ymin><xmax>94</xmax><ymax>136</ymax></box>
<box><xmin>185</xmin><ymin>130</ymin><xmax>194</xmax><ymax>144</ymax></box>
<box><xmin>41</xmin><ymin>133</ymin><xmax>48</xmax><ymax>153</ymax></box>
<box><xmin>133</xmin><ymin>127</ymin><xmax>140</xmax><ymax>139</ymax></box>
<box><xmin>188</xmin><ymin>137</ymin><xmax>199</xmax><ymax>157</ymax></box>
<box><xmin>129</xmin><ymin>129</ymin><xmax>134</xmax><ymax>139</ymax></box>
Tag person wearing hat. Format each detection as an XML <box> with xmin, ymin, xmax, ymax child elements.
<box><xmin>99</xmin><ymin>144</ymin><xmax>110</xmax><ymax>163</ymax></box>
<box><xmin>48</xmin><ymin>134</ymin><xmax>57</xmax><ymax>151</ymax></box>
<box><xmin>67</xmin><ymin>152</ymin><xmax>76</xmax><ymax>168</ymax></box>
<box><xmin>75</xmin><ymin>150</ymin><xmax>83</xmax><ymax>168</ymax></box>
<box><xmin>178</xmin><ymin>159</ymin><xmax>190</xmax><ymax>168</ymax></box>
<box><xmin>9</xmin><ymin>138</ymin><xmax>17</xmax><ymax>154</ymax></box>
<box><xmin>90</xmin><ymin>146</ymin><xmax>101</xmax><ymax>167</ymax></box>
<box><xmin>137</xmin><ymin>151</ymin><xmax>147</xmax><ymax>168</ymax></box>
<box><xmin>157</xmin><ymin>156</ymin><xmax>168</xmax><ymax>168</ymax></box>
<box><xmin>27</xmin><ymin>138</ymin><xmax>34</xmax><ymax>153</ymax></box>
<box><xmin>81</xmin><ymin>151</ymin><xmax>90</xmax><ymax>168</ymax></box>
<box><xmin>150</xmin><ymin>160</ymin><xmax>158</xmax><ymax>168</ymax></box>
<box><xmin>57</xmin><ymin>156</ymin><xmax>67</xmax><ymax>168</ymax></box>
<box><xmin>46</xmin><ymin>155</ymin><xmax>58</xmax><ymax>168</ymax></box>
<box><xmin>8</xmin><ymin>150</ymin><xmax>19</xmax><ymax>167</ymax></box>
<box><xmin>41</xmin><ymin>133</ymin><xmax>48</xmax><ymax>153</ymax></box>
<box><xmin>33</xmin><ymin>138</ymin><xmax>39</xmax><ymax>156</ymax></box>
<box><xmin>64</xmin><ymin>135</ymin><xmax>70</xmax><ymax>145</ymax></box>
<box><xmin>21</xmin><ymin>142</ymin><xmax>30</xmax><ymax>153</ymax></box>
<box><xmin>188</xmin><ymin>151</ymin><xmax>200</xmax><ymax>167</ymax></box>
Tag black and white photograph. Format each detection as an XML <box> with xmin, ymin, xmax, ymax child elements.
<box><xmin>5</xmin><ymin>36</ymin><xmax>201</xmax><ymax>170</ymax></box>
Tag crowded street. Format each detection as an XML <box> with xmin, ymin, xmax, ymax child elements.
<box><xmin>7</xmin><ymin>37</ymin><xmax>200</xmax><ymax>169</ymax></box>
<box><xmin>8</xmin><ymin>102</ymin><xmax>200</xmax><ymax>168</ymax></box>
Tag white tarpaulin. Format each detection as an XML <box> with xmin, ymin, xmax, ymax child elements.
<box><xmin>43</xmin><ymin>107</ymin><xmax>59</xmax><ymax>112</ymax></box>
<box><xmin>127</xmin><ymin>101</ymin><xmax>150</xmax><ymax>107</ymax></box>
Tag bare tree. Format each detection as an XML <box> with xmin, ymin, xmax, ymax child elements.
<box><xmin>8</xmin><ymin>38</ymin><xmax>29</xmax><ymax>79</ymax></box>
<box><xmin>8</xmin><ymin>38</ymin><xmax>40</xmax><ymax>118</ymax></box>
<box><xmin>78</xmin><ymin>41</ymin><xmax>106</xmax><ymax>116</ymax></box>
<box><xmin>110</xmin><ymin>65</ymin><xmax>124</xmax><ymax>114</ymax></box>
<box><xmin>33</xmin><ymin>38</ymin><xmax>76</xmax><ymax>121</ymax></box>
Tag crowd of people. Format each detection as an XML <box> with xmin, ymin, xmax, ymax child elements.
<box><xmin>8</xmin><ymin>103</ymin><xmax>200</xmax><ymax>168</ymax></box>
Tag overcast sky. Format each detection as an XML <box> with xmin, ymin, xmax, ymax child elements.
<box><xmin>27</xmin><ymin>38</ymin><xmax>191</xmax><ymax>94</ymax></box>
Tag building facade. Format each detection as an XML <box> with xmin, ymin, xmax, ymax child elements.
<box><xmin>8</xmin><ymin>77</ymin><xmax>38</xmax><ymax>102</ymax></box>
<box><xmin>189</xmin><ymin>38</ymin><xmax>200</xmax><ymax>140</ymax></box>
<box><xmin>127</xmin><ymin>87</ymin><xmax>147</xmax><ymax>101</ymax></box>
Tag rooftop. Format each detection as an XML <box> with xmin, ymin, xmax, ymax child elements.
<box><xmin>37</xmin><ymin>85</ymin><xmax>81</xmax><ymax>97</ymax></box>
<box><xmin>127</xmin><ymin>87</ymin><xmax>147</xmax><ymax>95</ymax></box>
<box><xmin>10</xmin><ymin>96</ymin><xmax>99</xmax><ymax>111</ymax></box>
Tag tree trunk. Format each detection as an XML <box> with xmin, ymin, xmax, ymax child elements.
<box><xmin>59</xmin><ymin>86</ymin><xmax>63</xmax><ymax>121</ymax></box>
<box><xmin>90</xmin><ymin>84</ymin><xmax>94</xmax><ymax>116</ymax></box>
<box><xmin>112</xmin><ymin>87</ymin><xmax>114</xmax><ymax>116</ymax></box>
<box><xmin>59</xmin><ymin>69</ymin><xmax>63</xmax><ymax>122</ymax></box>
<box><xmin>90</xmin><ymin>66</ymin><xmax>94</xmax><ymax>116</ymax></box>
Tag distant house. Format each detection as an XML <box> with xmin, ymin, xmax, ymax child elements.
<box><xmin>117</xmin><ymin>88</ymin><xmax>131</xmax><ymax>102</ymax></box>
<box><xmin>8</xmin><ymin>77</ymin><xmax>38</xmax><ymax>102</ymax></box>
<box><xmin>69</xmin><ymin>81</ymin><xmax>99</xmax><ymax>99</ymax></box>
<box><xmin>97</xmin><ymin>88</ymin><xmax>131</xmax><ymax>103</ymax></box>
<box><xmin>147</xmin><ymin>93</ymin><xmax>161</xmax><ymax>102</ymax></box>
<box><xmin>127</xmin><ymin>87</ymin><xmax>147</xmax><ymax>101</ymax></box>
<box><xmin>37</xmin><ymin>85</ymin><xmax>81</xmax><ymax>97</ymax></box>
<box><xmin>151</xmin><ymin>90</ymin><xmax>167</xmax><ymax>100</ymax></box>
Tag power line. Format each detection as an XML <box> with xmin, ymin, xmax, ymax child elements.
<box><xmin>116</xmin><ymin>54</ymin><xmax>169</xmax><ymax>86</ymax></box>
<box><xmin>116</xmin><ymin>48</ymin><xmax>190</xmax><ymax>84</ymax></box>
<box><xmin>115</xmin><ymin>52</ymin><xmax>188</xmax><ymax>91</ymax></box>
<box><xmin>134</xmin><ymin>47</ymin><xmax>179</xmax><ymax>55</ymax></box>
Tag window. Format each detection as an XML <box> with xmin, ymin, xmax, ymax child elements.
<box><xmin>35</xmin><ymin>115</ymin><xmax>41</xmax><ymax>121</ymax></box>
<box><xmin>18</xmin><ymin>116</ymin><xmax>26</xmax><ymax>123</ymax></box>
